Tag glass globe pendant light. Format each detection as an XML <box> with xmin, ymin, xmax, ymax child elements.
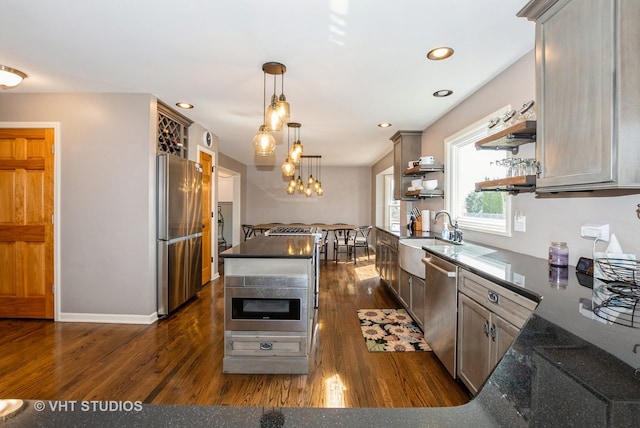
<box><xmin>306</xmin><ymin>156</ymin><xmax>315</xmax><ymax>185</ymax></box>
<box><xmin>316</xmin><ymin>156</ymin><xmax>324</xmax><ymax>196</ymax></box>
<box><xmin>281</xmin><ymin>123</ymin><xmax>296</xmax><ymax>176</ymax></box>
<box><xmin>263</xmin><ymin>62</ymin><xmax>286</xmax><ymax>132</ymax></box>
<box><xmin>276</xmin><ymin>72</ymin><xmax>291</xmax><ymax>121</ymax></box>
<box><xmin>253</xmin><ymin>69</ymin><xmax>276</xmax><ymax>156</ymax></box>
<box><xmin>253</xmin><ymin>125</ymin><xmax>276</xmax><ymax>156</ymax></box>
<box><xmin>288</xmin><ymin>122</ymin><xmax>303</xmax><ymax>163</ymax></box>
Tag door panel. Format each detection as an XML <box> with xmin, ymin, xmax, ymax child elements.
<box><xmin>199</xmin><ymin>151</ymin><xmax>212</xmax><ymax>284</ymax></box>
<box><xmin>167</xmin><ymin>239</ymin><xmax>187</xmax><ymax>313</ymax></box>
<box><xmin>0</xmin><ymin>128</ymin><xmax>54</xmax><ymax>319</ymax></box>
<box><xmin>187</xmin><ymin>236</ymin><xmax>202</xmax><ymax>298</ymax></box>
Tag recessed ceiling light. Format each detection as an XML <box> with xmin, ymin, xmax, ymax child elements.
<box><xmin>433</xmin><ymin>89</ymin><xmax>453</xmax><ymax>97</ymax></box>
<box><xmin>426</xmin><ymin>47</ymin><xmax>454</xmax><ymax>61</ymax></box>
<box><xmin>378</xmin><ymin>122</ymin><xmax>392</xmax><ymax>128</ymax></box>
<box><xmin>176</xmin><ymin>102</ymin><xmax>194</xmax><ymax>109</ymax></box>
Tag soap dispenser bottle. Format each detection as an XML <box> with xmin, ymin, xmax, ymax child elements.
<box><xmin>441</xmin><ymin>223</ymin><xmax>450</xmax><ymax>240</ymax></box>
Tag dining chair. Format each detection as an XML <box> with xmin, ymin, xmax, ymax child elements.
<box><xmin>241</xmin><ymin>224</ymin><xmax>254</xmax><ymax>241</ymax></box>
<box><xmin>313</xmin><ymin>224</ymin><xmax>329</xmax><ymax>262</ymax></box>
<box><xmin>350</xmin><ymin>225</ymin><xmax>372</xmax><ymax>263</ymax></box>
<box><xmin>333</xmin><ymin>227</ymin><xmax>353</xmax><ymax>263</ymax></box>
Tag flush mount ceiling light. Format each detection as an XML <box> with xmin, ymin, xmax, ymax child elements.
<box><xmin>0</xmin><ymin>65</ymin><xmax>27</xmax><ymax>89</ymax></box>
<box><xmin>175</xmin><ymin>102</ymin><xmax>193</xmax><ymax>109</ymax></box>
<box><xmin>426</xmin><ymin>46</ymin><xmax>454</xmax><ymax>61</ymax></box>
<box><xmin>433</xmin><ymin>89</ymin><xmax>453</xmax><ymax>97</ymax></box>
<box><xmin>263</xmin><ymin>62</ymin><xmax>288</xmax><ymax>132</ymax></box>
<box><xmin>378</xmin><ymin>122</ymin><xmax>392</xmax><ymax>128</ymax></box>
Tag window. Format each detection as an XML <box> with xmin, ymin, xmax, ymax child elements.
<box><xmin>444</xmin><ymin>108</ymin><xmax>512</xmax><ymax>236</ymax></box>
<box><xmin>385</xmin><ymin>174</ymin><xmax>400</xmax><ymax>232</ymax></box>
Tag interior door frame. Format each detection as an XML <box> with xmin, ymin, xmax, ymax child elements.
<box><xmin>1</xmin><ymin>122</ymin><xmax>62</xmax><ymax>320</ymax></box>
<box><xmin>197</xmin><ymin>146</ymin><xmax>216</xmax><ymax>280</ymax></box>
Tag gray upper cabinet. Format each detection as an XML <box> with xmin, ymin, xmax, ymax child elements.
<box><xmin>519</xmin><ymin>0</ymin><xmax>640</xmax><ymax>192</ymax></box>
<box><xmin>391</xmin><ymin>130</ymin><xmax>422</xmax><ymax>200</ymax></box>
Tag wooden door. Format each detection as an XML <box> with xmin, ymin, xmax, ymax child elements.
<box><xmin>0</xmin><ymin>128</ymin><xmax>54</xmax><ymax>319</ymax></box>
<box><xmin>199</xmin><ymin>151</ymin><xmax>212</xmax><ymax>284</ymax></box>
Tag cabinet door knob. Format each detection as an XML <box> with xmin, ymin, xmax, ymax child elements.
<box><xmin>260</xmin><ymin>342</ymin><xmax>273</xmax><ymax>351</ymax></box>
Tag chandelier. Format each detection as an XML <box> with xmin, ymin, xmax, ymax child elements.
<box><xmin>287</xmin><ymin>155</ymin><xmax>323</xmax><ymax>196</ymax></box>
<box><xmin>253</xmin><ymin>62</ymin><xmax>291</xmax><ymax>156</ymax></box>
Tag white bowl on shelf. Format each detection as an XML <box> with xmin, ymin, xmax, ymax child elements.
<box><xmin>422</xmin><ymin>179</ymin><xmax>438</xmax><ymax>190</ymax></box>
<box><xmin>411</xmin><ymin>178</ymin><xmax>423</xmax><ymax>188</ymax></box>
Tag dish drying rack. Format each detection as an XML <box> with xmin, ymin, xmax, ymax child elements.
<box><xmin>593</xmin><ymin>254</ymin><xmax>640</xmax><ymax>329</ymax></box>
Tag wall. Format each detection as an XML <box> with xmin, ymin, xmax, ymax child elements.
<box><xmin>245</xmin><ymin>165</ymin><xmax>371</xmax><ymax>226</ymax></box>
<box><xmin>218</xmin><ymin>152</ymin><xmax>247</xmax><ymax>224</ymax></box>
<box><xmin>218</xmin><ymin>175</ymin><xmax>234</xmax><ymax>201</ymax></box>
<box><xmin>397</xmin><ymin>50</ymin><xmax>640</xmax><ymax>265</ymax></box>
<box><xmin>0</xmin><ymin>93</ymin><xmax>157</xmax><ymax>321</ymax></box>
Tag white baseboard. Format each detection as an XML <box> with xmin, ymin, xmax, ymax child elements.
<box><xmin>57</xmin><ymin>312</ymin><xmax>158</xmax><ymax>325</ymax></box>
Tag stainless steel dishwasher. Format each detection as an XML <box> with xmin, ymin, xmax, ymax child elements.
<box><xmin>422</xmin><ymin>253</ymin><xmax>458</xmax><ymax>378</ymax></box>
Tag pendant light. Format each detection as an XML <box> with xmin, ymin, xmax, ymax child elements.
<box><xmin>281</xmin><ymin>123</ymin><xmax>296</xmax><ymax>176</ymax></box>
<box><xmin>307</xmin><ymin>156</ymin><xmax>315</xmax><ymax>185</ymax></box>
<box><xmin>316</xmin><ymin>156</ymin><xmax>324</xmax><ymax>196</ymax></box>
<box><xmin>276</xmin><ymin>72</ymin><xmax>290</xmax><ymax>121</ymax></box>
<box><xmin>286</xmin><ymin>155</ymin><xmax>324</xmax><ymax>196</ymax></box>
<box><xmin>263</xmin><ymin>62</ymin><xmax>286</xmax><ymax>132</ymax></box>
<box><xmin>252</xmin><ymin>69</ymin><xmax>276</xmax><ymax>156</ymax></box>
<box><xmin>314</xmin><ymin>157</ymin><xmax>321</xmax><ymax>192</ymax></box>
<box><xmin>289</xmin><ymin>123</ymin><xmax>303</xmax><ymax>163</ymax></box>
<box><xmin>305</xmin><ymin>157</ymin><xmax>313</xmax><ymax>196</ymax></box>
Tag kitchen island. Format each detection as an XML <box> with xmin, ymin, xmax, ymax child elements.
<box><xmin>219</xmin><ymin>235</ymin><xmax>318</xmax><ymax>374</ymax></box>
<box><xmin>5</xmin><ymin>234</ymin><xmax>640</xmax><ymax>427</ymax></box>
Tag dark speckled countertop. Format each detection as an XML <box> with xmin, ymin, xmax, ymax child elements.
<box><xmin>5</xmin><ymin>232</ymin><xmax>640</xmax><ymax>427</ymax></box>
<box><xmin>219</xmin><ymin>235</ymin><xmax>316</xmax><ymax>259</ymax></box>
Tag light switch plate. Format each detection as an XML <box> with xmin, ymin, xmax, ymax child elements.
<box><xmin>514</xmin><ymin>212</ymin><xmax>526</xmax><ymax>232</ymax></box>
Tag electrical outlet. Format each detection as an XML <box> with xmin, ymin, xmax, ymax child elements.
<box><xmin>580</xmin><ymin>223</ymin><xmax>610</xmax><ymax>241</ymax></box>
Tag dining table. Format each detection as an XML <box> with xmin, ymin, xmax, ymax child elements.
<box><xmin>251</xmin><ymin>223</ymin><xmax>358</xmax><ymax>261</ymax></box>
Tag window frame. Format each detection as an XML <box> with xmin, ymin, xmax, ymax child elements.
<box><xmin>444</xmin><ymin>107</ymin><xmax>512</xmax><ymax>237</ymax></box>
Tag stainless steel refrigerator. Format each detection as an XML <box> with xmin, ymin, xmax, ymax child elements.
<box><xmin>157</xmin><ymin>153</ymin><xmax>203</xmax><ymax>316</ymax></box>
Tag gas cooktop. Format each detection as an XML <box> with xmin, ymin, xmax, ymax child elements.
<box><xmin>265</xmin><ymin>226</ymin><xmax>321</xmax><ymax>236</ymax></box>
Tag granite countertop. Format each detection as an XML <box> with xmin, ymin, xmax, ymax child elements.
<box><xmin>220</xmin><ymin>235</ymin><xmax>316</xmax><ymax>259</ymax></box>
<box><xmin>5</xmin><ymin>236</ymin><xmax>640</xmax><ymax>427</ymax></box>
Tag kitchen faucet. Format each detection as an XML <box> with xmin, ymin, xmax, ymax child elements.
<box><xmin>434</xmin><ymin>210</ymin><xmax>463</xmax><ymax>244</ymax></box>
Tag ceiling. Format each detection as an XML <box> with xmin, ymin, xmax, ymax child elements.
<box><xmin>1</xmin><ymin>1</ymin><xmax>534</xmax><ymax>167</ymax></box>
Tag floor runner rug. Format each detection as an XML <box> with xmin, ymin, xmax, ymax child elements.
<box><xmin>357</xmin><ymin>309</ymin><xmax>431</xmax><ymax>352</ymax></box>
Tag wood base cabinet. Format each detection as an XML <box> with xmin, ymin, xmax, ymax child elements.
<box><xmin>456</xmin><ymin>268</ymin><xmax>536</xmax><ymax>395</ymax></box>
<box><xmin>457</xmin><ymin>294</ymin><xmax>520</xmax><ymax>395</ymax></box>
<box><xmin>398</xmin><ymin>268</ymin><xmax>425</xmax><ymax>329</ymax></box>
<box><xmin>376</xmin><ymin>229</ymin><xmax>399</xmax><ymax>297</ymax></box>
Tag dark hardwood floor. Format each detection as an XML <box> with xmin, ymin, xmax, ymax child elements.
<box><xmin>0</xmin><ymin>256</ymin><xmax>470</xmax><ymax>408</ymax></box>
